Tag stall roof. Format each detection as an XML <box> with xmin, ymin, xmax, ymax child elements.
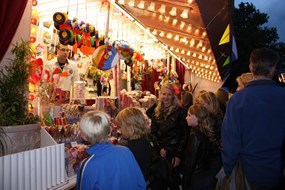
<box><xmin>36</xmin><ymin>0</ymin><xmax>234</xmax><ymax>82</ymax></box>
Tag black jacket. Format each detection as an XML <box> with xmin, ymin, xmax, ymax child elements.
<box><xmin>182</xmin><ymin>128</ymin><xmax>222</xmax><ymax>189</ymax></box>
<box><xmin>146</xmin><ymin>103</ymin><xmax>188</xmax><ymax>160</ymax></box>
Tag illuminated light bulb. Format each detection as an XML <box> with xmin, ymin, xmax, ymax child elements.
<box><xmin>195</xmin><ymin>29</ymin><xmax>200</xmax><ymax>35</ymax></box>
<box><xmin>170</xmin><ymin>47</ymin><xmax>174</xmax><ymax>51</ymax></box>
<box><xmin>202</xmin><ymin>31</ymin><xmax>207</xmax><ymax>37</ymax></box>
<box><xmin>190</xmin><ymin>39</ymin><xmax>195</xmax><ymax>46</ymax></box>
<box><xmin>158</xmin><ymin>4</ymin><xmax>166</xmax><ymax>14</ymax></box>
<box><xmin>159</xmin><ymin>15</ymin><xmax>163</xmax><ymax>21</ymax></box>
<box><xmin>128</xmin><ymin>0</ymin><xmax>134</xmax><ymax>7</ymax></box>
<box><xmin>202</xmin><ymin>46</ymin><xmax>206</xmax><ymax>52</ymax></box>
<box><xmin>180</xmin><ymin>21</ymin><xmax>185</xmax><ymax>29</ymax></box>
<box><xmin>187</xmin><ymin>51</ymin><xmax>191</xmax><ymax>56</ymax></box>
<box><xmin>172</xmin><ymin>19</ymin><xmax>178</xmax><ymax>25</ymax></box>
<box><xmin>180</xmin><ymin>37</ymin><xmax>185</xmax><ymax>43</ymax></box>
<box><xmin>207</xmin><ymin>49</ymin><xmax>211</xmax><ymax>54</ymax></box>
<box><xmin>196</xmin><ymin>62</ymin><xmax>199</xmax><ymax>65</ymax></box>
<box><xmin>152</xmin><ymin>29</ymin><xmax>157</xmax><ymax>35</ymax></box>
<box><xmin>159</xmin><ymin>31</ymin><xmax>165</xmax><ymax>37</ymax></box>
<box><xmin>181</xmin><ymin>50</ymin><xmax>185</xmax><ymax>54</ymax></box>
<box><xmin>148</xmin><ymin>2</ymin><xmax>155</xmax><ymax>11</ymax></box>
<box><xmin>174</xmin><ymin>35</ymin><xmax>179</xmax><ymax>41</ymax></box>
<box><xmin>137</xmin><ymin>1</ymin><xmax>145</xmax><ymax>9</ymax></box>
<box><xmin>164</xmin><ymin>16</ymin><xmax>170</xmax><ymax>23</ymax></box>
<box><xmin>187</xmin><ymin>0</ymin><xmax>193</xmax><ymax>4</ymax></box>
<box><xmin>175</xmin><ymin>48</ymin><xmax>179</xmax><ymax>52</ymax></box>
<box><xmin>118</xmin><ymin>0</ymin><xmax>124</xmax><ymax>4</ymax></box>
<box><xmin>169</xmin><ymin>7</ymin><xmax>177</xmax><ymax>16</ymax></box>
<box><xmin>180</xmin><ymin>9</ymin><xmax>188</xmax><ymax>19</ymax></box>
<box><xmin>193</xmin><ymin>53</ymin><xmax>196</xmax><ymax>57</ymax></box>
<box><xmin>186</xmin><ymin>25</ymin><xmax>192</xmax><ymax>32</ymax></box>
<box><xmin>166</xmin><ymin>33</ymin><xmax>172</xmax><ymax>39</ymax></box>
<box><xmin>198</xmin><ymin>55</ymin><xmax>203</xmax><ymax>59</ymax></box>
<box><xmin>198</xmin><ymin>40</ymin><xmax>203</xmax><ymax>47</ymax></box>
<box><xmin>210</xmin><ymin>66</ymin><xmax>214</xmax><ymax>70</ymax></box>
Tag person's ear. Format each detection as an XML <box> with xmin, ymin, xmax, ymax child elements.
<box><xmin>249</xmin><ymin>63</ymin><xmax>253</xmax><ymax>72</ymax></box>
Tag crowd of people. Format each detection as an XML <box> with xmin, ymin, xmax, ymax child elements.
<box><xmin>75</xmin><ymin>47</ymin><xmax>285</xmax><ymax>190</ymax></box>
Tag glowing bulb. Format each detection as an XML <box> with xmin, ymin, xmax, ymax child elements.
<box><xmin>164</xmin><ymin>16</ymin><xmax>170</xmax><ymax>23</ymax></box>
<box><xmin>137</xmin><ymin>1</ymin><xmax>144</xmax><ymax>9</ymax></box>
<box><xmin>158</xmin><ymin>4</ymin><xmax>166</xmax><ymax>14</ymax></box>
<box><xmin>180</xmin><ymin>9</ymin><xmax>188</xmax><ymax>19</ymax></box>
<box><xmin>186</xmin><ymin>25</ymin><xmax>192</xmax><ymax>33</ymax></box>
<box><xmin>128</xmin><ymin>0</ymin><xmax>134</xmax><ymax>6</ymax></box>
<box><xmin>180</xmin><ymin>21</ymin><xmax>185</xmax><ymax>29</ymax></box>
<box><xmin>172</xmin><ymin>19</ymin><xmax>178</xmax><ymax>25</ymax></box>
<box><xmin>174</xmin><ymin>35</ymin><xmax>179</xmax><ymax>41</ymax></box>
<box><xmin>148</xmin><ymin>2</ymin><xmax>155</xmax><ymax>11</ymax></box>
<box><xmin>166</xmin><ymin>33</ymin><xmax>172</xmax><ymax>39</ymax></box>
<box><xmin>169</xmin><ymin>7</ymin><xmax>177</xmax><ymax>16</ymax></box>
<box><xmin>118</xmin><ymin>0</ymin><xmax>124</xmax><ymax>4</ymax></box>
<box><xmin>190</xmin><ymin>39</ymin><xmax>195</xmax><ymax>46</ymax></box>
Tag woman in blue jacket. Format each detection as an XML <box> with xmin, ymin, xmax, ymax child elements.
<box><xmin>76</xmin><ymin>110</ymin><xmax>146</xmax><ymax>190</ymax></box>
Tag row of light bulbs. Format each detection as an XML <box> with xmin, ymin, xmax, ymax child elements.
<box><xmin>118</xmin><ymin>0</ymin><xmax>192</xmax><ymax>19</ymax></box>
<box><xmin>116</xmin><ymin>0</ymin><xmax>220</xmax><ymax>82</ymax></box>
<box><xmin>152</xmin><ymin>29</ymin><xmax>208</xmax><ymax>50</ymax></box>
<box><xmin>192</xmin><ymin>66</ymin><xmax>221</xmax><ymax>83</ymax></box>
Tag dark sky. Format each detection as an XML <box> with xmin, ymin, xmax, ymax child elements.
<box><xmin>235</xmin><ymin>0</ymin><xmax>285</xmax><ymax>43</ymax></box>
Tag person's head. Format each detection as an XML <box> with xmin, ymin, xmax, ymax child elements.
<box><xmin>195</xmin><ymin>91</ymin><xmax>220</xmax><ymax>116</ymax></box>
<box><xmin>57</xmin><ymin>43</ymin><xmax>70</xmax><ymax>63</ymax></box>
<box><xmin>186</xmin><ymin>104</ymin><xmax>213</xmax><ymax>131</ymax></box>
<box><xmin>115</xmin><ymin>107</ymin><xmax>150</xmax><ymax>140</ymax></box>
<box><xmin>159</xmin><ymin>83</ymin><xmax>179</xmax><ymax>108</ymax></box>
<box><xmin>180</xmin><ymin>91</ymin><xmax>193</xmax><ymax>109</ymax></box>
<box><xmin>215</xmin><ymin>88</ymin><xmax>229</xmax><ymax>108</ymax></box>
<box><xmin>249</xmin><ymin>48</ymin><xmax>280</xmax><ymax>79</ymax></box>
<box><xmin>154</xmin><ymin>83</ymin><xmax>181</xmax><ymax>118</ymax></box>
<box><xmin>79</xmin><ymin>110</ymin><xmax>111</xmax><ymax>144</ymax></box>
<box><xmin>236</xmin><ymin>72</ymin><xmax>253</xmax><ymax>91</ymax></box>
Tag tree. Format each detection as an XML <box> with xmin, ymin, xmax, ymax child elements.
<box><xmin>223</xmin><ymin>2</ymin><xmax>282</xmax><ymax>91</ymax></box>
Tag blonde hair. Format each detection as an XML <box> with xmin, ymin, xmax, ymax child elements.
<box><xmin>188</xmin><ymin>104</ymin><xmax>217</xmax><ymax>145</ymax></box>
<box><xmin>115</xmin><ymin>107</ymin><xmax>150</xmax><ymax>140</ymax></box>
<box><xmin>80</xmin><ymin>110</ymin><xmax>111</xmax><ymax>144</ymax></box>
<box><xmin>197</xmin><ymin>91</ymin><xmax>221</xmax><ymax>117</ymax></box>
<box><xmin>236</xmin><ymin>72</ymin><xmax>253</xmax><ymax>88</ymax></box>
<box><xmin>154</xmin><ymin>83</ymin><xmax>181</xmax><ymax>118</ymax></box>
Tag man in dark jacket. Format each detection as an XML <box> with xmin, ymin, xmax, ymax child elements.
<box><xmin>221</xmin><ymin>48</ymin><xmax>285</xmax><ymax>189</ymax></box>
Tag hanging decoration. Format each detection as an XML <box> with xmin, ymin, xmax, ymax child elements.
<box><xmin>92</xmin><ymin>1</ymin><xmax>119</xmax><ymax>71</ymax></box>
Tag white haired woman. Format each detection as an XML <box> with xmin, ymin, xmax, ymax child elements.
<box><xmin>77</xmin><ymin>110</ymin><xmax>146</xmax><ymax>190</ymax></box>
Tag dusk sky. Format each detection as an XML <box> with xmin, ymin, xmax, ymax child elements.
<box><xmin>235</xmin><ymin>0</ymin><xmax>285</xmax><ymax>43</ymax></box>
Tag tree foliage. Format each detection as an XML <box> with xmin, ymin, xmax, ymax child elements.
<box><xmin>224</xmin><ymin>2</ymin><xmax>285</xmax><ymax>91</ymax></box>
<box><xmin>234</xmin><ymin>2</ymin><xmax>279</xmax><ymax>67</ymax></box>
